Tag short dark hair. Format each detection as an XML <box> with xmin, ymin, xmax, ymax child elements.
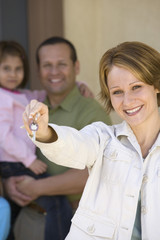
<box><xmin>36</xmin><ymin>36</ymin><xmax>78</xmax><ymax>65</ymax></box>
<box><xmin>0</xmin><ymin>41</ymin><xmax>29</xmax><ymax>88</ymax></box>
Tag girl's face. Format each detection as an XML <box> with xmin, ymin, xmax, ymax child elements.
<box><xmin>107</xmin><ymin>66</ymin><xmax>159</xmax><ymax>129</ymax></box>
<box><xmin>0</xmin><ymin>55</ymin><xmax>24</xmax><ymax>90</ymax></box>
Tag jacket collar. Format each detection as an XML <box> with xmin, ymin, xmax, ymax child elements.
<box><xmin>115</xmin><ymin>121</ymin><xmax>134</xmax><ymax>138</ymax></box>
<box><xmin>115</xmin><ymin>120</ymin><xmax>160</xmax><ymax>149</ymax></box>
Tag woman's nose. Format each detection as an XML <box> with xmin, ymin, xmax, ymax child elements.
<box><xmin>123</xmin><ymin>92</ymin><xmax>134</xmax><ymax>106</ymax></box>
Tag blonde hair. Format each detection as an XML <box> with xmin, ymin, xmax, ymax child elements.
<box><xmin>99</xmin><ymin>41</ymin><xmax>160</xmax><ymax>113</ymax></box>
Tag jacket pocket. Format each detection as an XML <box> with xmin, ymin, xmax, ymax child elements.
<box><xmin>102</xmin><ymin>146</ymin><xmax>132</xmax><ymax>185</ymax></box>
<box><xmin>71</xmin><ymin>211</ymin><xmax>116</xmax><ymax>239</ymax></box>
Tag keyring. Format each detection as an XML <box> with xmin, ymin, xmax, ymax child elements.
<box><xmin>29</xmin><ymin>122</ymin><xmax>39</xmax><ymax>131</ymax></box>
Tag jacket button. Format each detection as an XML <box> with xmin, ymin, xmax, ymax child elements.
<box><xmin>110</xmin><ymin>150</ymin><xmax>118</xmax><ymax>159</ymax></box>
<box><xmin>141</xmin><ymin>206</ymin><xmax>147</xmax><ymax>214</ymax></box>
<box><xmin>157</xmin><ymin>170</ymin><xmax>160</xmax><ymax>177</ymax></box>
<box><xmin>143</xmin><ymin>175</ymin><xmax>148</xmax><ymax>183</ymax></box>
<box><xmin>87</xmin><ymin>224</ymin><xmax>95</xmax><ymax>234</ymax></box>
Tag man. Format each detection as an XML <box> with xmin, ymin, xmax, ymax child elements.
<box><xmin>4</xmin><ymin>36</ymin><xmax>111</xmax><ymax>239</ymax></box>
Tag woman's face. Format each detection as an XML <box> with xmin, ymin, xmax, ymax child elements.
<box><xmin>0</xmin><ymin>55</ymin><xmax>24</xmax><ymax>90</ymax></box>
<box><xmin>107</xmin><ymin>66</ymin><xmax>159</xmax><ymax>128</ymax></box>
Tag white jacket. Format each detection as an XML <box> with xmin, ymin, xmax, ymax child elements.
<box><xmin>35</xmin><ymin>121</ymin><xmax>160</xmax><ymax>240</ymax></box>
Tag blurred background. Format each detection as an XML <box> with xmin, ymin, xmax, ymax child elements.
<box><xmin>0</xmin><ymin>0</ymin><xmax>160</xmax><ymax>123</ymax></box>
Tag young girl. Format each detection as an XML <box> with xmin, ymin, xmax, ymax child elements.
<box><xmin>0</xmin><ymin>41</ymin><xmax>47</xmax><ymax>176</ymax></box>
<box><xmin>0</xmin><ymin>41</ymin><xmax>72</xmax><ymax>240</ymax></box>
<box><xmin>23</xmin><ymin>41</ymin><xmax>160</xmax><ymax>240</ymax></box>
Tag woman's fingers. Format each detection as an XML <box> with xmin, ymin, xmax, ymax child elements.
<box><xmin>26</xmin><ymin>100</ymin><xmax>41</xmax><ymax>119</ymax></box>
<box><xmin>23</xmin><ymin>100</ymin><xmax>49</xmax><ymax>139</ymax></box>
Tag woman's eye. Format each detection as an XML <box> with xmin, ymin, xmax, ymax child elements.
<box><xmin>132</xmin><ymin>85</ymin><xmax>141</xmax><ymax>90</ymax></box>
<box><xmin>112</xmin><ymin>90</ymin><xmax>123</xmax><ymax>95</ymax></box>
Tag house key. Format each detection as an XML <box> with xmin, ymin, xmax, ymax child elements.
<box><xmin>29</xmin><ymin>114</ymin><xmax>39</xmax><ymax>141</ymax></box>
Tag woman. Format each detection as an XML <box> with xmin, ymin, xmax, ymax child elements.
<box><xmin>23</xmin><ymin>41</ymin><xmax>160</xmax><ymax>240</ymax></box>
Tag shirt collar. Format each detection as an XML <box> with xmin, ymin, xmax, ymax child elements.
<box><xmin>115</xmin><ymin>121</ymin><xmax>134</xmax><ymax>138</ymax></box>
<box><xmin>1</xmin><ymin>87</ymin><xmax>20</xmax><ymax>94</ymax></box>
<box><xmin>115</xmin><ymin>120</ymin><xmax>160</xmax><ymax>148</ymax></box>
<box><xmin>44</xmin><ymin>86</ymin><xmax>81</xmax><ymax>112</ymax></box>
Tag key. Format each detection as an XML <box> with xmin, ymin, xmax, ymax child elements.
<box><xmin>29</xmin><ymin>114</ymin><xmax>39</xmax><ymax>141</ymax></box>
<box><xmin>30</xmin><ymin>122</ymin><xmax>39</xmax><ymax>141</ymax></box>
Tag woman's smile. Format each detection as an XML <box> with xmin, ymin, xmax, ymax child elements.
<box><xmin>107</xmin><ymin>66</ymin><xmax>159</xmax><ymax>129</ymax></box>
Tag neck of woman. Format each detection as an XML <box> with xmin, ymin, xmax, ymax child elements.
<box><xmin>131</xmin><ymin>112</ymin><xmax>160</xmax><ymax>158</ymax></box>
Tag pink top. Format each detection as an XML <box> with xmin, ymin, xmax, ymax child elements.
<box><xmin>0</xmin><ymin>88</ymin><xmax>46</xmax><ymax>167</ymax></box>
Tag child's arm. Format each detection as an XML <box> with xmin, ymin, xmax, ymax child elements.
<box><xmin>76</xmin><ymin>81</ymin><xmax>94</xmax><ymax>98</ymax></box>
<box><xmin>0</xmin><ymin>91</ymin><xmax>37</xmax><ymax>167</ymax></box>
<box><xmin>28</xmin><ymin>159</ymin><xmax>47</xmax><ymax>175</ymax></box>
<box><xmin>21</xmin><ymin>89</ymin><xmax>46</xmax><ymax>102</ymax></box>
<box><xmin>23</xmin><ymin>83</ymin><xmax>94</xmax><ymax>100</ymax></box>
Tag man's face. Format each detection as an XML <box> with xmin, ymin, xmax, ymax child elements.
<box><xmin>38</xmin><ymin>43</ymin><xmax>79</xmax><ymax>98</ymax></box>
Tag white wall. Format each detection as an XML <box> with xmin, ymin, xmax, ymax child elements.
<box><xmin>63</xmin><ymin>0</ymin><xmax>160</xmax><ymax>123</ymax></box>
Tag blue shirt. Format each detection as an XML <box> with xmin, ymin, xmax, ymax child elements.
<box><xmin>131</xmin><ymin>194</ymin><xmax>141</xmax><ymax>239</ymax></box>
<box><xmin>0</xmin><ymin>197</ymin><xmax>10</xmax><ymax>240</ymax></box>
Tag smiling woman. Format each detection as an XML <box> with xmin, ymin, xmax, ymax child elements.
<box><xmin>107</xmin><ymin>66</ymin><xmax>159</xmax><ymax>130</ymax></box>
<box><xmin>99</xmin><ymin>41</ymin><xmax>160</xmax><ymax>113</ymax></box>
<box><xmin>23</xmin><ymin>41</ymin><xmax>160</xmax><ymax>240</ymax></box>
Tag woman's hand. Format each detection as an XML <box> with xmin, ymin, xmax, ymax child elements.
<box><xmin>23</xmin><ymin>100</ymin><xmax>57</xmax><ymax>143</ymax></box>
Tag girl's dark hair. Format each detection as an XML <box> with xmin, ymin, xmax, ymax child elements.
<box><xmin>0</xmin><ymin>41</ymin><xmax>29</xmax><ymax>88</ymax></box>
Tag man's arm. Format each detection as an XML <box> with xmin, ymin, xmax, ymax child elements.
<box><xmin>17</xmin><ymin>168</ymin><xmax>88</xmax><ymax>199</ymax></box>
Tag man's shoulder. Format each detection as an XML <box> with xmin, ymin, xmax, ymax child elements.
<box><xmin>75</xmin><ymin>95</ymin><xmax>111</xmax><ymax>125</ymax></box>
<box><xmin>77</xmin><ymin>95</ymin><xmax>106</xmax><ymax>112</ymax></box>
<box><xmin>64</xmin><ymin>87</ymin><xmax>107</xmax><ymax>114</ymax></box>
